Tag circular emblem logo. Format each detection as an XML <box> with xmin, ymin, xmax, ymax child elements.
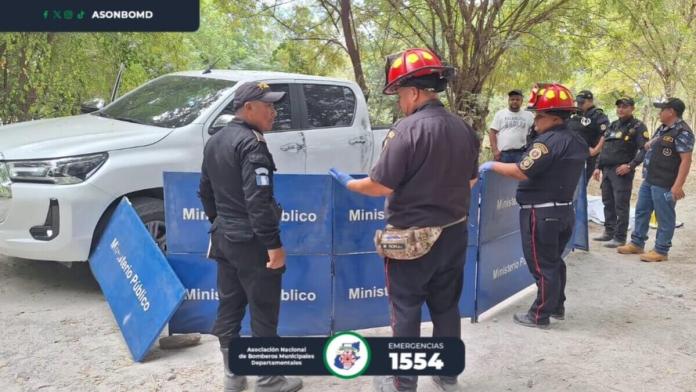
<box><xmin>323</xmin><ymin>332</ymin><xmax>372</xmax><ymax>379</ymax></box>
<box><xmin>663</xmin><ymin>148</ymin><xmax>672</xmax><ymax>157</ymax></box>
<box><xmin>529</xmin><ymin>147</ymin><xmax>543</xmax><ymax>160</ymax></box>
<box><xmin>580</xmin><ymin>117</ymin><xmax>591</xmax><ymax>127</ymax></box>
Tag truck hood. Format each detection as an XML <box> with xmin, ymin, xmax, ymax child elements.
<box><xmin>0</xmin><ymin>114</ymin><xmax>173</xmax><ymax>160</ymax></box>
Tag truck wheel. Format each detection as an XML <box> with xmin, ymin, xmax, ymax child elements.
<box><xmin>131</xmin><ymin>197</ymin><xmax>167</xmax><ymax>252</ymax></box>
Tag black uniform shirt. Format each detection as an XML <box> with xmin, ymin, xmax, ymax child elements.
<box><xmin>370</xmin><ymin>100</ymin><xmax>480</xmax><ymax>228</ymax></box>
<box><xmin>516</xmin><ymin>123</ymin><xmax>589</xmax><ymax>205</ymax></box>
<box><xmin>598</xmin><ymin>116</ymin><xmax>648</xmax><ymax>169</ymax></box>
<box><xmin>567</xmin><ymin>106</ymin><xmax>610</xmax><ymax>148</ymax></box>
<box><xmin>199</xmin><ymin>119</ymin><xmax>282</xmax><ymax>249</ymax></box>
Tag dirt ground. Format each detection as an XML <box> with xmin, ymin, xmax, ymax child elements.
<box><xmin>1</xmin><ymin>169</ymin><xmax>695</xmax><ymax>392</ymax></box>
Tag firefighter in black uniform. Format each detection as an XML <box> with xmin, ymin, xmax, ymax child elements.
<box><xmin>330</xmin><ymin>48</ymin><xmax>480</xmax><ymax>392</ymax></box>
<box><xmin>567</xmin><ymin>90</ymin><xmax>610</xmax><ymax>185</ymax></box>
<box><xmin>199</xmin><ymin>81</ymin><xmax>303</xmax><ymax>392</ymax></box>
<box><xmin>592</xmin><ymin>97</ymin><xmax>648</xmax><ymax>248</ymax></box>
<box><xmin>484</xmin><ymin>83</ymin><xmax>588</xmax><ymax>329</ymax></box>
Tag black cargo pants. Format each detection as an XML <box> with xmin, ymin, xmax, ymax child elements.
<box><xmin>385</xmin><ymin>222</ymin><xmax>468</xmax><ymax>391</ymax></box>
<box><xmin>601</xmin><ymin>165</ymin><xmax>635</xmax><ymax>243</ymax></box>
<box><xmin>519</xmin><ymin>205</ymin><xmax>574</xmax><ymax>324</ymax></box>
<box><xmin>211</xmin><ymin>230</ymin><xmax>284</xmax><ymax>349</ymax></box>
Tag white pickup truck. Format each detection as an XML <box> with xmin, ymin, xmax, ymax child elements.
<box><xmin>0</xmin><ymin>70</ymin><xmax>390</xmax><ymax>262</ymax></box>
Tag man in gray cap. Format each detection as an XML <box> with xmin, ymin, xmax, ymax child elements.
<box><xmin>199</xmin><ymin>81</ymin><xmax>303</xmax><ymax>392</ymax></box>
<box><xmin>618</xmin><ymin>97</ymin><xmax>694</xmax><ymax>262</ymax></box>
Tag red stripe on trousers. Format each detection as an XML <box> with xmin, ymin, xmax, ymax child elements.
<box><xmin>531</xmin><ymin>208</ymin><xmax>546</xmax><ymax>324</ymax></box>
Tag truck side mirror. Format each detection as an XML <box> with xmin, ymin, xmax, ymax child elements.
<box><xmin>81</xmin><ymin>98</ymin><xmax>106</xmax><ymax>114</ymax></box>
<box><xmin>209</xmin><ymin>114</ymin><xmax>235</xmax><ymax>135</ymax></box>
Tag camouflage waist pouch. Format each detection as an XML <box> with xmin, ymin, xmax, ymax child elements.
<box><xmin>374</xmin><ymin>216</ymin><xmax>467</xmax><ymax>261</ymax></box>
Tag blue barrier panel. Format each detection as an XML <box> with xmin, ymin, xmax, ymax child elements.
<box><xmin>475</xmin><ymin>170</ymin><xmax>533</xmax><ymax>318</ymax></box>
<box><xmin>333</xmin><ymin>253</ymin><xmax>389</xmax><ymax>331</ymax></box>
<box><xmin>166</xmin><ymin>253</ymin><xmax>218</xmax><ymax>334</ymax></box>
<box><xmin>477</xmin><ymin>171</ymin><xmax>520</xmax><ymax>244</ymax></box>
<box><xmin>573</xmin><ymin>171</ymin><xmax>590</xmax><ymax>251</ymax></box>
<box><xmin>458</xmin><ymin>180</ymin><xmax>481</xmax><ymax>319</ymax></box>
<box><xmin>164</xmin><ymin>172</ymin><xmax>210</xmax><ymax>254</ymax></box>
<box><xmin>475</xmin><ymin>233</ymin><xmax>531</xmax><ymax>316</ymax></box>
<box><xmin>90</xmin><ymin>198</ymin><xmax>185</xmax><ymax>362</ymax></box>
<box><xmin>274</xmin><ymin>255</ymin><xmax>332</xmax><ymax>335</ymax></box>
<box><xmin>164</xmin><ymin>173</ymin><xmax>332</xmax><ymax>255</ymax></box>
<box><xmin>333</xmin><ymin>176</ymin><xmax>386</xmax><ymax>255</ymax></box>
<box><xmin>167</xmin><ymin>254</ymin><xmax>332</xmax><ymax>336</ymax></box>
<box><xmin>275</xmin><ymin>175</ymin><xmax>332</xmax><ymax>255</ymax></box>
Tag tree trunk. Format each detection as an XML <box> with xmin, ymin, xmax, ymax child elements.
<box><xmin>338</xmin><ymin>0</ymin><xmax>369</xmax><ymax>98</ymax></box>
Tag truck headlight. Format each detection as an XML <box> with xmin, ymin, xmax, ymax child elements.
<box><xmin>7</xmin><ymin>153</ymin><xmax>108</xmax><ymax>185</ymax></box>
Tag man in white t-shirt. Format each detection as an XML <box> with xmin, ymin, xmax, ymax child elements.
<box><xmin>489</xmin><ymin>90</ymin><xmax>535</xmax><ymax>163</ymax></box>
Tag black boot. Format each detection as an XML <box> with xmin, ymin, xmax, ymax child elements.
<box><xmin>221</xmin><ymin>348</ymin><xmax>248</xmax><ymax>392</ymax></box>
<box><xmin>593</xmin><ymin>232</ymin><xmax>613</xmax><ymax>241</ymax></box>
<box><xmin>255</xmin><ymin>376</ymin><xmax>303</xmax><ymax>392</ymax></box>
<box><xmin>513</xmin><ymin>312</ymin><xmax>550</xmax><ymax>329</ymax></box>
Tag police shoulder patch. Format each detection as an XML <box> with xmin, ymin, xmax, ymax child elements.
<box><xmin>255</xmin><ymin>167</ymin><xmax>270</xmax><ymax>186</ymax></box>
<box><xmin>601</xmin><ymin>124</ymin><xmax>608</xmax><ymax>131</ymax></box>
<box><xmin>532</xmin><ymin>143</ymin><xmax>549</xmax><ymax>155</ymax></box>
<box><xmin>520</xmin><ymin>156</ymin><xmax>535</xmax><ymax>170</ymax></box>
<box><xmin>383</xmin><ymin>129</ymin><xmax>397</xmax><ymax>149</ymax></box>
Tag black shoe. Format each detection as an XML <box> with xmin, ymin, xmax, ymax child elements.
<box><xmin>603</xmin><ymin>239</ymin><xmax>626</xmax><ymax>248</ymax></box>
<box><xmin>513</xmin><ymin>312</ymin><xmax>550</xmax><ymax>329</ymax></box>
<box><xmin>593</xmin><ymin>233</ymin><xmax>613</xmax><ymax>241</ymax></box>
<box><xmin>550</xmin><ymin>309</ymin><xmax>565</xmax><ymax>320</ymax></box>
<box><xmin>432</xmin><ymin>376</ymin><xmax>461</xmax><ymax>391</ymax></box>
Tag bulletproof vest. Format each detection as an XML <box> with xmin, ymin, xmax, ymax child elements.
<box><xmin>599</xmin><ymin>118</ymin><xmax>641</xmax><ymax>167</ymax></box>
<box><xmin>646</xmin><ymin>125</ymin><xmax>691</xmax><ymax>188</ymax></box>
<box><xmin>567</xmin><ymin>107</ymin><xmax>605</xmax><ymax>147</ymax></box>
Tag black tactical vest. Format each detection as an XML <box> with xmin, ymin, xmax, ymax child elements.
<box><xmin>599</xmin><ymin>118</ymin><xmax>642</xmax><ymax>167</ymax></box>
<box><xmin>646</xmin><ymin>126</ymin><xmax>690</xmax><ymax>188</ymax></box>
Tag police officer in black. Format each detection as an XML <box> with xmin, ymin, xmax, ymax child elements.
<box><xmin>568</xmin><ymin>90</ymin><xmax>610</xmax><ymax>185</ymax></box>
<box><xmin>592</xmin><ymin>97</ymin><xmax>648</xmax><ymax>248</ymax></box>
<box><xmin>484</xmin><ymin>83</ymin><xmax>588</xmax><ymax>329</ymax></box>
<box><xmin>199</xmin><ymin>81</ymin><xmax>303</xmax><ymax>392</ymax></box>
<box><xmin>330</xmin><ymin>48</ymin><xmax>479</xmax><ymax>392</ymax></box>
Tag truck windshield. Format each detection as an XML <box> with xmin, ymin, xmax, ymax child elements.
<box><xmin>97</xmin><ymin>75</ymin><xmax>237</xmax><ymax>128</ymax></box>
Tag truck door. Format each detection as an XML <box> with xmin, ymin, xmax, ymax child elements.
<box><xmin>300</xmin><ymin>83</ymin><xmax>372</xmax><ymax>174</ymax></box>
<box><xmin>205</xmin><ymin>83</ymin><xmax>306</xmax><ymax>174</ymax></box>
<box><xmin>264</xmin><ymin>83</ymin><xmax>306</xmax><ymax>174</ymax></box>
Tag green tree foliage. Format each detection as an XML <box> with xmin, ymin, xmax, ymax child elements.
<box><xmin>0</xmin><ymin>0</ymin><xmax>695</xmax><ymax>131</ymax></box>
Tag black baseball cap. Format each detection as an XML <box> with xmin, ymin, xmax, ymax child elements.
<box><xmin>508</xmin><ymin>89</ymin><xmax>524</xmax><ymax>97</ymax></box>
<box><xmin>575</xmin><ymin>90</ymin><xmax>593</xmax><ymax>102</ymax></box>
<box><xmin>615</xmin><ymin>97</ymin><xmax>635</xmax><ymax>106</ymax></box>
<box><xmin>653</xmin><ymin>97</ymin><xmax>686</xmax><ymax>117</ymax></box>
<box><xmin>232</xmin><ymin>81</ymin><xmax>285</xmax><ymax>111</ymax></box>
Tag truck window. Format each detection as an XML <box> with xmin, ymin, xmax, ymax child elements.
<box><xmin>302</xmin><ymin>84</ymin><xmax>356</xmax><ymax>128</ymax></box>
<box><xmin>270</xmin><ymin>84</ymin><xmax>293</xmax><ymax>131</ymax></box>
<box><xmin>98</xmin><ymin>75</ymin><xmax>236</xmax><ymax>128</ymax></box>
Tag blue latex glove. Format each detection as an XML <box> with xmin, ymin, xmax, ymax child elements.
<box><xmin>329</xmin><ymin>168</ymin><xmax>354</xmax><ymax>188</ymax></box>
<box><xmin>480</xmin><ymin>161</ymin><xmax>495</xmax><ymax>172</ymax></box>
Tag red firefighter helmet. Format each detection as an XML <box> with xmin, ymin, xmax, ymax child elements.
<box><xmin>383</xmin><ymin>48</ymin><xmax>454</xmax><ymax>95</ymax></box>
<box><xmin>527</xmin><ymin>83</ymin><xmax>577</xmax><ymax>112</ymax></box>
